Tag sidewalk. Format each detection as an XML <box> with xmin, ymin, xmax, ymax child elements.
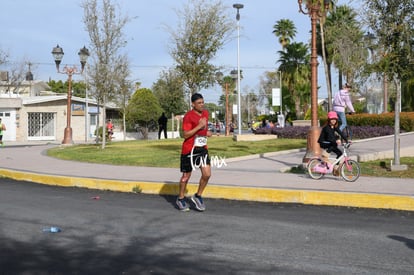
<box><xmin>0</xmin><ymin>133</ymin><xmax>413</xmax><ymax>211</ymax></box>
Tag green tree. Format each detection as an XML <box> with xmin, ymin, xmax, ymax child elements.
<box><xmin>168</xmin><ymin>0</ymin><xmax>232</xmax><ymax>95</ymax></box>
<box><xmin>316</xmin><ymin>1</ymin><xmax>335</xmax><ymax>110</ymax></box>
<box><xmin>112</xmin><ymin>55</ymin><xmax>133</xmax><ymax>141</ymax></box>
<box><xmin>259</xmin><ymin>71</ymin><xmax>287</xmax><ymax>115</ymax></box>
<box><xmin>47</xmin><ymin>80</ymin><xmax>66</xmax><ymax>94</ymax></box>
<box><xmin>277</xmin><ymin>42</ymin><xmax>311</xmax><ymax>119</ymax></box>
<box><xmin>204</xmin><ymin>102</ymin><xmax>221</xmax><ymax>122</ymax></box>
<box><xmin>364</xmin><ymin>0</ymin><xmax>414</xmax><ymax>166</ymax></box>
<box><xmin>272</xmin><ymin>19</ymin><xmax>297</xmax><ymax>50</ymax></box>
<box><xmin>403</xmin><ymin>78</ymin><xmax>414</xmax><ymax>111</ymax></box>
<box><xmin>216</xmin><ymin>73</ymin><xmax>237</xmax><ymax>133</ymax></box>
<box><xmin>82</xmin><ymin>0</ymin><xmax>131</xmax><ymax>148</ymax></box>
<box><xmin>125</xmin><ymin>88</ymin><xmax>162</xmax><ymax>140</ymax></box>
<box><xmin>47</xmin><ymin>80</ymin><xmax>86</xmax><ymax>97</ymax></box>
<box><xmin>326</xmin><ymin>5</ymin><xmax>366</xmax><ymax>87</ymax></box>
<box><xmin>152</xmin><ymin>69</ymin><xmax>187</xmax><ymax>117</ymax></box>
<box><xmin>242</xmin><ymin>90</ymin><xmax>259</xmax><ymax>124</ymax></box>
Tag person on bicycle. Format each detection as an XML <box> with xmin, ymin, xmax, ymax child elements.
<box><xmin>333</xmin><ymin>83</ymin><xmax>355</xmax><ymax>132</ymax></box>
<box><xmin>318</xmin><ymin>111</ymin><xmax>348</xmax><ymax>159</ymax></box>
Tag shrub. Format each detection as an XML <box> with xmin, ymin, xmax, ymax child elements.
<box><xmin>347</xmin><ymin>112</ymin><xmax>414</xmax><ymax>132</ymax></box>
<box><xmin>94</xmin><ymin>126</ymin><xmax>110</xmax><ymax>141</ymax></box>
<box><xmin>255</xmin><ymin>125</ymin><xmax>396</xmax><ymax>139</ymax></box>
<box><xmin>254</xmin><ymin>112</ymin><xmax>414</xmax><ymax>139</ymax></box>
<box><xmin>348</xmin><ymin>126</ymin><xmax>396</xmax><ymax>139</ymax></box>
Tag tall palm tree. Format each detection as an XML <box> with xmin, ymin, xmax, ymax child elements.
<box><xmin>316</xmin><ymin>0</ymin><xmax>336</xmax><ymax>110</ymax></box>
<box><xmin>324</xmin><ymin>5</ymin><xmax>362</xmax><ymax>87</ymax></box>
<box><xmin>278</xmin><ymin>42</ymin><xmax>311</xmax><ymax>119</ymax></box>
<box><xmin>272</xmin><ymin>19</ymin><xmax>297</xmax><ymax>51</ymax></box>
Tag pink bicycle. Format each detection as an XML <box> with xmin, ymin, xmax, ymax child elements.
<box><xmin>307</xmin><ymin>143</ymin><xmax>361</xmax><ymax>182</ymax></box>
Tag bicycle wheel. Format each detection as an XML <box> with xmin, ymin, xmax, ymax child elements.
<box><xmin>340</xmin><ymin>159</ymin><xmax>360</xmax><ymax>182</ymax></box>
<box><xmin>307</xmin><ymin>158</ymin><xmax>325</xmax><ymax>180</ymax></box>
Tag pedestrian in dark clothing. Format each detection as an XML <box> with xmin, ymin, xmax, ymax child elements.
<box><xmin>158</xmin><ymin>112</ymin><xmax>168</xmax><ymax>139</ymax></box>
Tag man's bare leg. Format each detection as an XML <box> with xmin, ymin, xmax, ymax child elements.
<box><xmin>178</xmin><ymin>172</ymin><xmax>191</xmax><ymax>199</ymax></box>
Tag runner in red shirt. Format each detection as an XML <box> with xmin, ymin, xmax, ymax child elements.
<box><xmin>176</xmin><ymin>93</ymin><xmax>212</xmax><ymax>212</ymax></box>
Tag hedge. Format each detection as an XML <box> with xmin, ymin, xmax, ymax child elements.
<box><xmin>320</xmin><ymin>112</ymin><xmax>414</xmax><ymax>132</ymax></box>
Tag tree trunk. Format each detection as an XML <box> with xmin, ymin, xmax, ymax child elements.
<box><xmin>101</xmin><ymin>94</ymin><xmax>107</xmax><ymax>150</ymax></box>
<box><xmin>383</xmin><ymin>74</ymin><xmax>388</xmax><ymax>113</ymax></box>
<box><xmin>123</xmin><ymin>112</ymin><xmax>126</xmax><ymax>141</ymax></box>
<box><xmin>338</xmin><ymin>69</ymin><xmax>343</xmax><ymax>90</ymax></box>
<box><xmin>319</xmin><ymin>23</ymin><xmax>332</xmax><ymax>110</ymax></box>
<box><xmin>294</xmin><ymin>95</ymin><xmax>301</xmax><ymax>119</ymax></box>
<box><xmin>393</xmin><ymin>76</ymin><xmax>401</xmax><ymax>165</ymax></box>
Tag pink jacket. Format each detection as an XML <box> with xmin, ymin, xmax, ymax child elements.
<box><xmin>333</xmin><ymin>89</ymin><xmax>355</xmax><ymax>113</ymax></box>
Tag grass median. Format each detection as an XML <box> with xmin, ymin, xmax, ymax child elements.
<box><xmin>47</xmin><ymin>136</ymin><xmax>306</xmax><ymax>168</ymax></box>
<box><xmin>47</xmin><ymin>136</ymin><xmax>414</xmax><ymax>178</ymax></box>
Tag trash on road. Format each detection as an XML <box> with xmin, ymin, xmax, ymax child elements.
<box><xmin>43</xmin><ymin>227</ymin><xmax>62</xmax><ymax>233</ymax></box>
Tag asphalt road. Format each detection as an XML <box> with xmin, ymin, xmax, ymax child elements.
<box><xmin>0</xmin><ymin>178</ymin><xmax>413</xmax><ymax>274</ymax></box>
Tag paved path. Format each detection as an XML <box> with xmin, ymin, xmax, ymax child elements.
<box><xmin>1</xmin><ymin>133</ymin><xmax>413</xmax><ymax>211</ymax></box>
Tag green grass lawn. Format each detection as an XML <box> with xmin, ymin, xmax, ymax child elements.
<box><xmin>47</xmin><ymin>136</ymin><xmax>307</xmax><ymax>168</ymax></box>
<box><xmin>47</xmin><ymin>136</ymin><xmax>414</xmax><ymax>178</ymax></box>
<box><xmin>359</xmin><ymin>158</ymin><xmax>414</xmax><ymax>178</ymax></box>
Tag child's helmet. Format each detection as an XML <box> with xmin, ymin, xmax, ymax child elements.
<box><xmin>327</xmin><ymin>111</ymin><xmax>338</xmax><ymax>120</ymax></box>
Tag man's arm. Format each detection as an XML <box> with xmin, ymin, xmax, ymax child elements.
<box><xmin>183</xmin><ymin>118</ymin><xmax>207</xmax><ymax>139</ymax></box>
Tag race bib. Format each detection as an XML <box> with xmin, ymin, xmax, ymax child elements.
<box><xmin>194</xmin><ymin>136</ymin><xmax>207</xmax><ymax>147</ymax></box>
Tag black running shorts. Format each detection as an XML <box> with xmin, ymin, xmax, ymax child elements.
<box><xmin>180</xmin><ymin>147</ymin><xmax>210</xmax><ymax>172</ymax></box>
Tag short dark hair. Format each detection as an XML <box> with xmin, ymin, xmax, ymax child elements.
<box><xmin>191</xmin><ymin>93</ymin><xmax>203</xmax><ymax>102</ymax></box>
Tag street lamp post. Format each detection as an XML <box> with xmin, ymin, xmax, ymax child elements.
<box><xmin>298</xmin><ymin>0</ymin><xmax>329</xmax><ymax>163</ymax></box>
<box><xmin>278</xmin><ymin>70</ymin><xmax>282</xmax><ymax>114</ymax></box>
<box><xmin>233</xmin><ymin>3</ymin><xmax>243</xmax><ymax>135</ymax></box>
<box><xmin>52</xmin><ymin>44</ymin><xmax>90</xmax><ymax>145</ymax></box>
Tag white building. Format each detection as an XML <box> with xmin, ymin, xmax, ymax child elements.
<box><xmin>0</xmin><ymin>79</ymin><xmax>113</xmax><ymax>142</ymax></box>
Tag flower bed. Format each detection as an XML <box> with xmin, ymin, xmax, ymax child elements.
<box><xmin>254</xmin><ymin>125</ymin><xmax>397</xmax><ymax>139</ymax></box>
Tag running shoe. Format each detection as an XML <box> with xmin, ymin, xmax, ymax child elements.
<box><xmin>176</xmin><ymin>197</ymin><xmax>190</xmax><ymax>212</ymax></box>
<box><xmin>191</xmin><ymin>194</ymin><xmax>206</xmax><ymax>211</ymax></box>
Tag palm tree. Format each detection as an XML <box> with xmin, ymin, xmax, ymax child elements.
<box><xmin>278</xmin><ymin>42</ymin><xmax>311</xmax><ymax>119</ymax></box>
<box><xmin>272</xmin><ymin>19</ymin><xmax>297</xmax><ymax>50</ymax></box>
<box><xmin>324</xmin><ymin>5</ymin><xmax>363</xmax><ymax>87</ymax></box>
<box><xmin>316</xmin><ymin>0</ymin><xmax>336</xmax><ymax>110</ymax></box>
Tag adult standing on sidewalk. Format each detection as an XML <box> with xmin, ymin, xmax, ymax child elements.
<box><xmin>0</xmin><ymin>118</ymin><xmax>6</xmax><ymax>147</ymax></box>
<box><xmin>176</xmin><ymin>93</ymin><xmax>212</xmax><ymax>212</ymax></box>
<box><xmin>333</xmin><ymin>83</ymin><xmax>355</xmax><ymax>132</ymax></box>
<box><xmin>158</xmin><ymin>112</ymin><xmax>168</xmax><ymax>139</ymax></box>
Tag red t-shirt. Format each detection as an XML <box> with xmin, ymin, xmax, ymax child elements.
<box><xmin>181</xmin><ymin>109</ymin><xmax>209</xmax><ymax>154</ymax></box>
<box><xmin>106</xmin><ymin>122</ymin><xmax>113</xmax><ymax>131</ymax></box>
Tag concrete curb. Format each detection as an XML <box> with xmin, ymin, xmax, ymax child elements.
<box><xmin>225</xmin><ymin>148</ymin><xmax>305</xmax><ymax>163</ymax></box>
<box><xmin>358</xmin><ymin>146</ymin><xmax>414</xmax><ymax>162</ymax></box>
<box><xmin>2</xmin><ymin>168</ymin><xmax>413</xmax><ymax>212</ymax></box>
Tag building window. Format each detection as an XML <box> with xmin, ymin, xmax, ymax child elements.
<box><xmin>28</xmin><ymin>112</ymin><xmax>55</xmax><ymax>138</ymax></box>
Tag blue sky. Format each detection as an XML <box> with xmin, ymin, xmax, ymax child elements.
<box><xmin>1</xmin><ymin>0</ymin><xmax>357</xmax><ymax>104</ymax></box>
